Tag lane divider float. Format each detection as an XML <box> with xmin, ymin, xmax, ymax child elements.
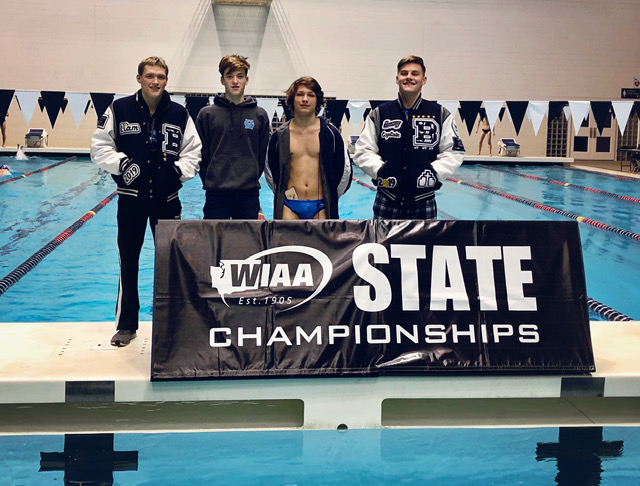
<box><xmin>354</xmin><ymin>175</ymin><xmax>634</xmax><ymax>320</ymax></box>
<box><xmin>587</xmin><ymin>298</ymin><xmax>633</xmax><ymax>322</ymax></box>
<box><xmin>0</xmin><ymin>156</ymin><xmax>77</xmax><ymax>186</ymax></box>
<box><xmin>477</xmin><ymin>164</ymin><xmax>640</xmax><ymax>204</ymax></box>
<box><xmin>0</xmin><ymin>191</ymin><xmax>117</xmax><ymax>296</ymax></box>
<box><xmin>448</xmin><ymin>176</ymin><xmax>640</xmax><ymax>242</ymax></box>
<box><xmin>557</xmin><ymin>164</ymin><xmax>639</xmax><ymax>182</ymax></box>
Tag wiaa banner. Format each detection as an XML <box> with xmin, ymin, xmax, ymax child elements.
<box><xmin>151</xmin><ymin>220</ymin><xmax>595</xmax><ymax>380</ymax></box>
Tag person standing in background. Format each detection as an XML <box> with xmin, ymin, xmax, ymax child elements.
<box><xmin>1</xmin><ymin>111</ymin><xmax>8</xmax><ymax>147</ymax></box>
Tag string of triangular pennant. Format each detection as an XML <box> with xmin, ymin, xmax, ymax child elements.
<box><xmin>1</xmin><ymin>89</ymin><xmax>638</xmax><ymax>137</ymax></box>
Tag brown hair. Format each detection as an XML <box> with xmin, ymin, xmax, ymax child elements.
<box><xmin>397</xmin><ymin>55</ymin><xmax>426</xmax><ymax>75</ymax></box>
<box><xmin>138</xmin><ymin>56</ymin><xmax>169</xmax><ymax>76</ymax></box>
<box><xmin>219</xmin><ymin>54</ymin><xmax>250</xmax><ymax>76</ymax></box>
<box><xmin>285</xmin><ymin>76</ymin><xmax>325</xmax><ymax>116</ymax></box>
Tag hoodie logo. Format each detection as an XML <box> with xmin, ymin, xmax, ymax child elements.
<box><xmin>244</xmin><ymin>119</ymin><xmax>255</xmax><ymax>130</ymax></box>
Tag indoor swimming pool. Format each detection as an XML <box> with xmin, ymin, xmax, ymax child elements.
<box><xmin>1</xmin><ymin>155</ymin><xmax>640</xmax><ymax>484</ymax></box>
<box><xmin>0</xmin><ymin>155</ymin><xmax>638</xmax><ymax>322</ymax></box>
<box><xmin>2</xmin><ymin>426</ymin><xmax>640</xmax><ymax>484</ymax></box>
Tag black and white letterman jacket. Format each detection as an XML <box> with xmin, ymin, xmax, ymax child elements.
<box><xmin>91</xmin><ymin>90</ymin><xmax>201</xmax><ymax>203</ymax></box>
<box><xmin>353</xmin><ymin>94</ymin><xmax>465</xmax><ymax>204</ymax></box>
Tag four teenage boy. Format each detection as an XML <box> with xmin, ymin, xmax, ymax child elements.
<box><xmin>92</xmin><ymin>53</ymin><xmax>464</xmax><ymax>346</ymax></box>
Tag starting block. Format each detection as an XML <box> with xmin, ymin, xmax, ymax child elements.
<box><xmin>498</xmin><ymin>138</ymin><xmax>520</xmax><ymax>157</ymax></box>
<box><xmin>25</xmin><ymin>128</ymin><xmax>48</xmax><ymax>148</ymax></box>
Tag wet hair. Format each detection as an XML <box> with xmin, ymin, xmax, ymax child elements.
<box><xmin>397</xmin><ymin>55</ymin><xmax>426</xmax><ymax>76</ymax></box>
<box><xmin>138</xmin><ymin>56</ymin><xmax>168</xmax><ymax>76</ymax></box>
<box><xmin>285</xmin><ymin>76</ymin><xmax>325</xmax><ymax>116</ymax></box>
<box><xmin>219</xmin><ymin>54</ymin><xmax>250</xmax><ymax>77</ymax></box>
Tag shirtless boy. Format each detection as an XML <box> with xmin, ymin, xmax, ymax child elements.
<box><xmin>265</xmin><ymin>76</ymin><xmax>351</xmax><ymax>219</ymax></box>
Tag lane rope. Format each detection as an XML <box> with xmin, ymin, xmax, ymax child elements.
<box><xmin>447</xmin><ymin>176</ymin><xmax>640</xmax><ymax>242</ymax></box>
<box><xmin>0</xmin><ymin>191</ymin><xmax>117</xmax><ymax>296</ymax></box>
<box><xmin>354</xmin><ymin>175</ymin><xmax>636</xmax><ymax>321</ymax></box>
<box><xmin>0</xmin><ymin>156</ymin><xmax>77</xmax><ymax>186</ymax></box>
<box><xmin>587</xmin><ymin>298</ymin><xmax>633</xmax><ymax>322</ymax></box>
<box><xmin>557</xmin><ymin>164</ymin><xmax>639</xmax><ymax>182</ymax></box>
<box><xmin>477</xmin><ymin>164</ymin><xmax>640</xmax><ymax>204</ymax></box>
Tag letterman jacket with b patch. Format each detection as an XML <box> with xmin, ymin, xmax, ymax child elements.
<box><xmin>354</xmin><ymin>95</ymin><xmax>465</xmax><ymax>204</ymax></box>
<box><xmin>91</xmin><ymin>90</ymin><xmax>201</xmax><ymax>202</ymax></box>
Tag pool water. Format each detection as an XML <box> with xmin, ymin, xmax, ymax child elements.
<box><xmin>2</xmin><ymin>426</ymin><xmax>640</xmax><ymax>485</ymax></box>
<box><xmin>0</xmin><ymin>156</ymin><xmax>638</xmax><ymax>321</ymax></box>
<box><xmin>2</xmin><ymin>157</ymin><xmax>640</xmax><ymax>484</ymax></box>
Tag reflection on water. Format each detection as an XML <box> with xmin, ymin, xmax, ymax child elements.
<box><xmin>3</xmin><ymin>427</ymin><xmax>634</xmax><ymax>485</ymax></box>
<box><xmin>40</xmin><ymin>434</ymin><xmax>137</xmax><ymax>486</ymax></box>
<box><xmin>537</xmin><ymin>427</ymin><xmax>624</xmax><ymax>486</ymax></box>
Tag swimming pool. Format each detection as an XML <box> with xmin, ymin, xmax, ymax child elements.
<box><xmin>2</xmin><ymin>426</ymin><xmax>640</xmax><ymax>484</ymax></box>
<box><xmin>0</xmin><ymin>156</ymin><xmax>638</xmax><ymax>321</ymax></box>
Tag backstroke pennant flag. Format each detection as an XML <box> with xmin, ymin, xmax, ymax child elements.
<box><xmin>482</xmin><ymin>101</ymin><xmax>504</xmax><ymax>130</ymax></box>
<box><xmin>568</xmin><ymin>101</ymin><xmax>591</xmax><ymax>135</ymax></box>
<box><xmin>347</xmin><ymin>100</ymin><xmax>370</xmax><ymax>132</ymax></box>
<box><xmin>506</xmin><ymin>101</ymin><xmax>529</xmax><ymax>135</ymax></box>
<box><xmin>15</xmin><ymin>90</ymin><xmax>41</xmax><ymax>127</ymax></box>
<box><xmin>590</xmin><ymin>101</ymin><xmax>612</xmax><ymax>135</ymax></box>
<box><xmin>458</xmin><ymin>101</ymin><xmax>482</xmax><ymax>135</ymax></box>
<box><xmin>257</xmin><ymin>98</ymin><xmax>279</xmax><ymax>123</ymax></box>
<box><xmin>527</xmin><ymin>101</ymin><xmax>548</xmax><ymax>136</ymax></box>
<box><xmin>65</xmin><ymin>92</ymin><xmax>90</xmax><ymax>128</ymax></box>
<box><xmin>438</xmin><ymin>101</ymin><xmax>459</xmax><ymax>119</ymax></box>
<box><xmin>611</xmin><ymin>100</ymin><xmax>634</xmax><ymax>135</ymax></box>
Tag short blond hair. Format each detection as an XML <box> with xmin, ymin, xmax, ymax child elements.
<box><xmin>138</xmin><ymin>56</ymin><xmax>168</xmax><ymax>76</ymax></box>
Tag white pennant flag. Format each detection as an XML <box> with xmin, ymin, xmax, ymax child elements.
<box><xmin>438</xmin><ymin>100</ymin><xmax>459</xmax><ymax>119</ymax></box>
<box><xmin>15</xmin><ymin>90</ymin><xmax>41</xmax><ymax>127</ymax></box>
<box><xmin>482</xmin><ymin>101</ymin><xmax>504</xmax><ymax>130</ymax></box>
<box><xmin>65</xmin><ymin>92</ymin><xmax>90</xmax><ymax>128</ymax></box>
<box><xmin>171</xmin><ymin>94</ymin><xmax>186</xmax><ymax>107</ymax></box>
<box><xmin>612</xmin><ymin>101</ymin><xmax>634</xmax><ymax>135</ymax></box>
<box><xmin>527</xmin><ymin>101</ymin><xmax>548</xmax><ymax>136</ymax></box>
<box><xmin>257</xmin><ymin>97</ymin><xmax>279</xmax><ymax>123</ymax></box>
<box><xmin>275</xmin><ymin>105</ymin><xmax>284</xmax><ymax>121</ymax></box>
<box><xmin>113</xmin><ymin>94</ymin><xmax>128</xmax><ymax>102</ymax></box>
<box><xmin>347</xmin><ymin>100</ymin><xmax>370</xmax><ymax>132</ymax></box>
<box><xmin>318</xmin><ymin>106</ymin><xmax>325</xmax><ymax>117</ymax></box>
<box><xmin>568</xmin><ymin>101</ymin><xmax>591</xmax><ymax>135</ymax></box>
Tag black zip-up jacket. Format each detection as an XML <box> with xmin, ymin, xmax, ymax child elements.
<box><xmin>265</xmin><ymin>116</ymin><xmax>352</xmax><ymax>219</ymax></box>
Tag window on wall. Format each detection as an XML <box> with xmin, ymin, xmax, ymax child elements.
<box><xmin>546</xmin><ymin>113</ymin><xmax>568</xmax><ymax>157</ymax></box>
<box><xmin>573</xmin><ymin>136</ymin><xmax>588</xmax><ymax>152</ymax></box>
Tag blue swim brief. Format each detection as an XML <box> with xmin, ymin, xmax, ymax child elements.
<box><xmin>283</xmin><ymin>197</ymin><xmax>325</xmax><ymax>219</ymax></box>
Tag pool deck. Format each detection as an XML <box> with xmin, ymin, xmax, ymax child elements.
<box><xmin>0</xmin><ymin>320</ymin><xmax>639</xmax><ymax>433</ymax></box>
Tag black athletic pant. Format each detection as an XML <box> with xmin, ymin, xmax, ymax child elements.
<box><xmin>115</xmin><ymin>195</ymin><xmax>181</xmax><ymax>332</ymax></box>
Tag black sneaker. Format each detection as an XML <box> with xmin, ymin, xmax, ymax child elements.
<box><xmin>110</xmin><ymin>330</ymin><xmax>137</xmax><ymax>347</ymax></box>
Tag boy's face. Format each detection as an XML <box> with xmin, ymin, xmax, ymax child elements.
<box><xmin>221</xmin><ymin>67</ymin><xmax>248</xmax><ymax>99</ymax></box>
<box><xmin>293</xmin><ymin>85</ymin><xmax>317</xmax><ymax>116</ymax></box>
<box><xmin>136</xmin><ymin>65</ymin><xmax>168</xmax><ymax>103</ymax></box>
<box><xmin>396</xmin><ymin>62</ymin><xmax>426</xmax><ymax>98</ymax></box>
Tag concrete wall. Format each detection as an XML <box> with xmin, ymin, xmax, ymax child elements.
<box><xmin>1</xmin><ymin>0</ymin><xmax>638</xmax><ymax>151</ymax></box>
